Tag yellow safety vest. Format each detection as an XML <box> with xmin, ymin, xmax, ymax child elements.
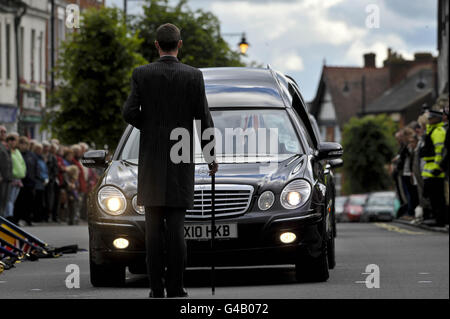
<box><xmin>422</xmin><ymin>122</ymin><xmax>446</xmax><ymax>179</ymax></box>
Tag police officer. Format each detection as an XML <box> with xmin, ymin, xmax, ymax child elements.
<box><xmin>440</xmin><ymin>103</ymin><xmax>449</xmax><ymax>225</ymax></box>
<box><xmin>421</xmin><ymin>109</ymin><xmax>447</xmax><ymax>227</ymax></box>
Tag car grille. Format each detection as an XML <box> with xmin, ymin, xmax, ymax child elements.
<box><xmin>186</xmin><ymin>184</ymin><xmax>254</xmax><ymax>219</ymax></box>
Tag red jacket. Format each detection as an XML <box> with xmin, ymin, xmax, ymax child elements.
<box><xmin>72</xmin><ymin>158</ymin><xmax>87</xmax><ymax>193</ymax></box>
<box><xmin>56</xmin><ymin>155</ymin><xmax>66</xmax><ymax>186</ymax></box>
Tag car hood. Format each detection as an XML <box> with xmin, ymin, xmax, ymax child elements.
<box><xmin>103</xmin><ymin>154</ymin><xmax>310</xmax><ymax>197</ymax></box>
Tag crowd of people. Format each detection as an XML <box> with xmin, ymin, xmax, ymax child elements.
<box><xmin>0</xmin><ymin>127</ymin><xmax>99</xmax><ymax>226</ymax></box>
<box><xmin>391</xmin><ymin>99</ymin><xmax>449</xmax><ymax>228</ymax></box>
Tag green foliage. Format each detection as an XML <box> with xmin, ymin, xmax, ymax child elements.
<box><xmin>131</xmin><ymin>0</ymin><xmax>245</xmax><ymax>67</ymax></box>
<box><xmin>44</xmin><ymin>7</ymin><xmax>147</xmax><ymax>149</ymax></box>
<box><xmin>341</xmin><ymin>114</ymin><xmax>398</xmax><ymax>194</ymax></box>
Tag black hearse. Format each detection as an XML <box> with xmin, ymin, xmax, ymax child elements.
<box><xmin>82</xmin><ymin>66</ymin><xmax>343</xmax><ymax>286</ymax></box>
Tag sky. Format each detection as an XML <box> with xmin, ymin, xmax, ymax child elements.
<box><xmin>106</xmin><ymin>0</ymin><xmax>438</xmax><ymax>101</ymax></box>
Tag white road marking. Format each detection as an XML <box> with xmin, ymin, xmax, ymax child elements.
<box><xmin>30</xmin><ymin>288</ymin><xmax>42</xmax><ymax>291</ymax></box>
<box><xmin>418</xmin><ymin>281</ymin><xmax>432</xmax><ymax>283</ymax></box>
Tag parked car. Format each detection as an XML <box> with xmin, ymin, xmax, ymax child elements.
<box><xmin>343</xmin><ymin>194</ymin><xmax>368</xmax><ymax>222</ymax></box>
<box><xmin>361</xmin><ymin>191</ymin><xmax>397</xmax><ymax>222</ymax></box>
<box><xmin>82</xmin><ymin>66</ymin><xmax>343</xmax><ymax>286</ymax></box>
<box><xmin>335</xmin><ymin>196</ymin><xmax>348</xmax><ymax>222</ymax></box>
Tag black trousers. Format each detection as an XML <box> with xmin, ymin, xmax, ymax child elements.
<box><xmin>144</xmin><ymin>206</ymin><xmax>187</xmax><ymax>292</ymax></box>
<box><xmin>423</xmin><ymin>178</ymin><xmax>447</xmax><ymax>226</ymax></box>
<box><xmin>13</xmin><ymin>186</ymin><xmax>35</xmax><ymax>224</ymax></box>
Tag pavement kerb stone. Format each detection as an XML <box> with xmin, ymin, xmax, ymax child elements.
<box><xmin>393</xmin><ymin>219</ymin><xmax>449</xmax><ymax>234</ymax></box>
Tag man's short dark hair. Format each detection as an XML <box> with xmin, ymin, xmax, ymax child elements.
<box><xmin>156</xmin><ymin>23</ymin><xmax>181</xmax><ymax>52</ymax></box>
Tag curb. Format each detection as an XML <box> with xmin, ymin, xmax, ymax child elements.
<box><xmin>393</xmin><ymin>220</ymin><xmax>449</xmax><ymax>234</ymax></box>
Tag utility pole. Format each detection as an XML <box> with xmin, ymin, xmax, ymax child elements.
<box><xmin>12</xmin><ymin>1</ymin><xmax>27</xmax><ymax>132</ymax></box>
<box><xmin>361</xmin><ymin>75</ymin><xmax>366</xmax><ymax>115</ymax></box>
<box><xmin>51</xmin><ymin>0</ymin><xmax>55</xmax><ymax>93</ymax></box>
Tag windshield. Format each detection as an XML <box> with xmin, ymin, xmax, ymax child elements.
<box><xmin>349</xmin><ymin>196</ymin><xmax>367</xmax><ymax>206</ymax></box>
<box><xmin>120</xmin><ymin>109</ymin><xmax>302</xmax><ymax>163</ymax></box>
<box><xmin>367</xmin><ymin>196</ymin><xmax>394</xmax><ymax>207</ymax></box>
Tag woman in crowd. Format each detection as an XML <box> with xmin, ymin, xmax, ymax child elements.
<box><xmin>4</xmin><ymin>134</ymin><xmax>26</xmax><ymax>221</ymax></box>
<box><xmin>33</xmin><ymin>143</ymin><xmax>49</xmax><ymax>222</ymax></box>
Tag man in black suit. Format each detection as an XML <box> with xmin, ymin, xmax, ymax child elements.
<box><xmin>122</xmin><ymin>23</ymin><xmax>218</xmax><ymax>298</ymax></box>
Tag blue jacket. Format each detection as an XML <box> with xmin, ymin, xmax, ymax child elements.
<box><xmin>35</xmin><ymin>154</ymin><xmax>49</xmax><ymax>191</ymax></box>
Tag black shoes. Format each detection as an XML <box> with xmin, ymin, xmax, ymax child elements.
<box><xmin>149</xmin><ymin>288</ymin><xmax>188</xmax><ymax>298</ymax></box>
<box><xmin>167</xmin><ymin>288</ymin><xmax>188</xmax><ymax>298</ymax></box>
<box><xmin>149</xmin><ymin>289</ymin><xmax>165</xmax><ymax>298</ymax></box>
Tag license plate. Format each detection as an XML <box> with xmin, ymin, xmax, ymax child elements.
<box><xmin>184</xmin><ymin>223</ymin><xmax>238</xmax><ymax>240</ymax></box>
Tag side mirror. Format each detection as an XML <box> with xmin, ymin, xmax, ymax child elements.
<box><xmin>81</xmin><ymin>150</ymin><xmax>108</xmax><ymax>168</ymax></box>
<box><xmin>329</xmin><ymin>158</ymin><xmax>343</xmax><ymax>169</ymax></box>
<box><xmin>317</xmin><ymin>142</ymin><xmax>343</xmax><ymax>160</ymax></box>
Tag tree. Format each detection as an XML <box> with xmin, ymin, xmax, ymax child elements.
<box><xmin>341</xmin><ymin>114</ymin><xmax>398</xmax><ymax>194</ymax></box>
<box><xmin>44</xmin><ymin>7</ymin><xmax>147</xmax><ymax>149</ymax></box>
<box><xmin>131</xmin><ymin>0</ymin><xmax>246</xmax><ymax>67</ymax></box>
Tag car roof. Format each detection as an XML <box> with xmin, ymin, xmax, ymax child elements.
<box><xmin>368</xmin><ymin>191</ymin><xmax>396</xmax><ymax>197</ymax></box>
<box><xmin>200</xmin><ymin>67</ymin><xmax>287</xmax><ymax>108</ymax></box>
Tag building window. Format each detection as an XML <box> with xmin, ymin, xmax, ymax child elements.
<box><xmin>31</xmin><ymin>29</ymin><xmax>35</xmax><ymax>82</ymax></box>
<box><xmin>6</xmin><ymin>23</ymin><xmax>11</xmax><ymax>80</ymax></box>
<box><xmin>57</xmin><ymin>18</ymin><xmax>65</xmax><ymax>61</ymax></box>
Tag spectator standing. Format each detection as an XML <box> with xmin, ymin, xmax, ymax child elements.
<box><xmin>58</xmin><ymin>148</ymin><xmax>75</xmax><ymax>222</ymax></box>
<box><xmin>49</xmin><ymin>143</ymin><xmax>61</xmax><ymax>222</ymax></box>
<box><xmin>14</xmin><ymin>137</ymin><xmax>37</xmax><ymax>226</ymax></box>
<box><xmin>55</xmin><ymin>145</ymin><xmax>67</xmax><ymax>222</ymax></box>
<box><xmin>400</xmin><ymin>128</ymin><xmax>419</xmax><ymax>219</ymax></box>
<box><xmin>420</xmin><ymin>110</ymin><xmax>447</xmax><ymax>227</ymax></box>
<box><xmin>64</xmin><ymin>165</ymin><xmax>80</xmax><ymax>225</ymax></box>
<box><xmin>0</xmin><ymin>125</ymin><xmax>7</xmax><ymax>147</ymax></box>
<box><xmin>71</xmin><ymin>145</ymin><xmax>87</xmax><ymax>221</ymax></box>
<box><xmin>4</xmin><ymin>134</ymin><xmax>26</xmax><ymax>221</ymax></box>
<box><xmin>43</xmin><ymin>141</ymin><xmax>58</xmax><ymax>222</ymax></box>
<box><xmin>392</xmin><ymin>130</ymin><xmax>408</xmax><ymax>216</ymax></box>
<box><xmin>78</xmin><ymin>142</ymin><xmax>91</xmax><ymax>220</ymax></box>
<box><xmin>0</xmin><ymin>125</ymin><xmax>12</xmax><ymax>217</ymax></box>
<box><xmin>33</xmin><ymin>143</ymin><xmax>49</xmax><ymax>222</ymax></box>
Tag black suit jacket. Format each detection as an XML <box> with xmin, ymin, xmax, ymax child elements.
<box><xmin>122</xmin><ymin>56</ymin><xmax>214</xmax><ymax>208</ymax></box>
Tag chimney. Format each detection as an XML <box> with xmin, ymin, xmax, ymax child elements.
<box><xmin>414</xmin><ymin>52</ymin><xmax>433</xmax><ymax>63</ymax></box>
<box><xmin>364</xmin><ymin>53</ymin><xmax>376</xmax><ymax>68</ymax></box>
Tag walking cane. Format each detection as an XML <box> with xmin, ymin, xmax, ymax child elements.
<box><xmin>211</xmin><ymin>172</ymin><xmax>216</xmax><ymax>296</ymax></box>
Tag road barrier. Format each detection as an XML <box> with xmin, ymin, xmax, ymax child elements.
<box><xmin>0</xmin><ymin>216</ymin><xmax>78</xmax><ymax>274</ymax></box>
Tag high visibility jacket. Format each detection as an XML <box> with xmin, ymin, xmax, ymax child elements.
<box><xmin>422</xmin><ymin>122</ymin><xmax>446</xmax><ymax>179</ymax></box>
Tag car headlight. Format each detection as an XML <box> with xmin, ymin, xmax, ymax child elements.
<box><xmin>97</xmin><ymin>186</ymin><xmax>127</xmax><ymax>216</ymax></box>
<box><xmin>132</xmin><ymin>195</ymin><xmax>145</xmax><ymax>215</ymax></box>
<box><xmin>280</xmin><ymin>179</ymin><xmax>311</xmax><ymax>209</ymax></box>
<box><xmin>258</xmin><ymin>191</ymin><xmax>275</xmax><ymax>211</ymax></box>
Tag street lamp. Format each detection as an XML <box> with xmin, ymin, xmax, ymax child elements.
<box><xmin>223</xmin><ymin>32</ymin><xmax>250</xmax><ymax>54</ymax></box>
<box><xmin>238</xmin><ymin>33</ymin><xmax>249</xmax><ymax>54</ymax></box>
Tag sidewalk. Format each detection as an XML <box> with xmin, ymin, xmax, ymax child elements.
<box><xmin>393</xmin><ymin>219</ymin><xmax>449</xmax><ymax>234</ymax></box>
<box><xmin>17</xmin><ymin>220</ymin><xmax>89</xmax><ymax>227</ymax></box>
